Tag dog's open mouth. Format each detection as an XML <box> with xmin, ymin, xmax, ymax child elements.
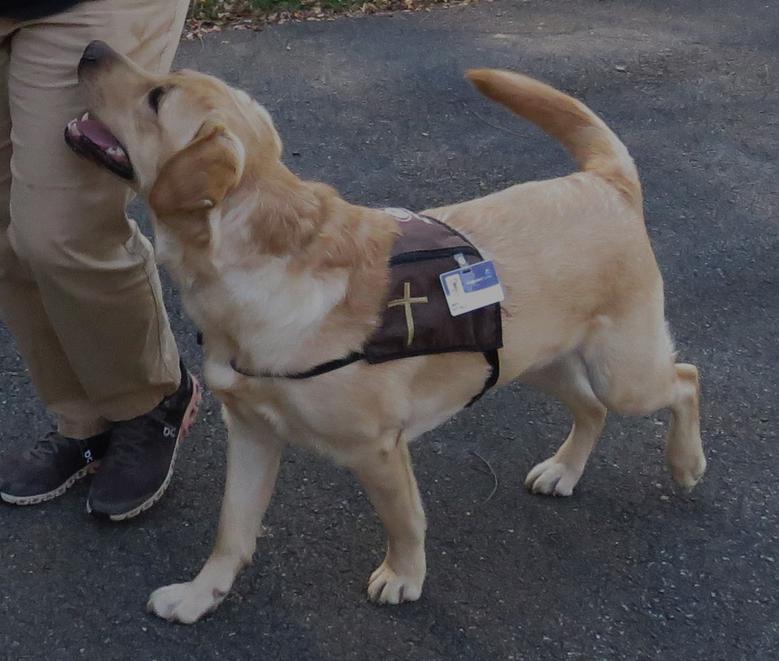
<box><xmin>65</xmin><ymin>113</ymin><xmax>134</xmax><ymax>180</ymax></box>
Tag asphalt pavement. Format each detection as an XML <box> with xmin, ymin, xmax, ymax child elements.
<box><xmin>1</xmin><ymin>0</ymin><xmax>777</xmax><ymax>659</ymax></box>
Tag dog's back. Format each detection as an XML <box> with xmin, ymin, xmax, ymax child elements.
<box><xmin>424</xmin><ymin>69</ymin><xmax>657</xmax><ymax>380</ymax></box>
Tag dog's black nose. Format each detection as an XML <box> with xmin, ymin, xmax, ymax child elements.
<box><xmin>78</xmin><ymin>40</ymin><xmax>116</xmax><ymax>76</ymax></box>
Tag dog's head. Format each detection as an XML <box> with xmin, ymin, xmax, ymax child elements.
<box><xmin>66</xmin><ymin>41</ymin><xmax>282</xmax><ymax>220</ymax></box>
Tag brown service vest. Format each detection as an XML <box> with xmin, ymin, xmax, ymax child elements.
<box><xmin>230</xmin><ymin>208</ymin><xmax>503</xmax><ymax>405</ymax></box>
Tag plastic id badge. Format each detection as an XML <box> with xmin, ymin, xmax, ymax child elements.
<box><xmin>440</xmin><ymin>258</ymin><xmax>504</xmax><ymax>316</ymax></box>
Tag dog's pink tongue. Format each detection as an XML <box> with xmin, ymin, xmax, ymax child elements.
<box><xmin>77</xmin><ymin>119</ymin><xmax>121</xmax><ymax>149</ymax></box>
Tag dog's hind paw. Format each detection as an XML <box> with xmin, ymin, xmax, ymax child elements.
<box><xmin>147</xmin><ymin>581</ymin><xmax>226</xmax><ymax>624</ymax></box>
<box><xmin>668</xmin><ymin>452</ymin><xmax>706</xmax><ymax>489</ymax></box>
<box><xmin>525</xmin><ymin>457</ymin><xmax>582</xmax><ymax>497</ymax></box>
<box><xmin>367</xmin><ymin>560</ymin><xmax>424</xmax><ymax>605</ymax></box>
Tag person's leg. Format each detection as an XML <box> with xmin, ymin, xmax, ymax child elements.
<box><xmin>6</xmin><ymin>0</ymin><xmax>189</xmax><ymax>427</ymax></box>
<box><xmin>0</xmin><ymin>20</ymin><xmax>108</xmax><ymax>440</ymax></box>
<box><xmin>0</xmin><ymin>0</ymin><xmax>195</xmax><ymax>512</ymax></box>
<box><xmin>0</xmin><ymin>21</ymin><xmax>113</xmax><ymax>505</ymax></box>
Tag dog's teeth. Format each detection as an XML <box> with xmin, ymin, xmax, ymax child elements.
<box><xmin>68</xmin><ymin>120</ymin><xmax>81</xmax><ymax>136</ymax></box>
<box><xmin>107</xmin><ymin>146</ymin><xmax>128</xmax><ymax>160</ymax></box>
<box><xmin>81</xmin><ymin>112</ymin><xmax>89</xmax><ymax>121</ymax></box>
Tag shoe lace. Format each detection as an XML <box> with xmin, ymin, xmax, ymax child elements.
<box><xmin>107</xmin><ymin>408</ymin><xmax>168</xmax><ymax>469</ymax></box>
<box><xmin>27</xmin><ymin>431</ymin><xmax>72</xmax><ymax>461</ymax></box>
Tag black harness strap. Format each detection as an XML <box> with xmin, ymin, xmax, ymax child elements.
<box><xmin>467</xmin><ymin>348</ymin><xmax>500</xmax><ymax>407</ymax></box>
<box><xmin>229</xmin><ymin>348</ymin><xmax>498</xmax><ymax>407</ymax></box>
<box><xmin>229</xmin><ymin>352</ymin><xmax>364</xmax><ymax>380</ymax></box>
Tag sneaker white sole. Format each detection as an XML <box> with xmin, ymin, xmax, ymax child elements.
<box><xmin>1</xmin><ymin>461</ymin><xmax>100</xmax><ymax>506</ymax></box>
<box><xmin>87</xmin><ymin>375</ymin><xmax>202</xmax><ymax>522</ymax></box>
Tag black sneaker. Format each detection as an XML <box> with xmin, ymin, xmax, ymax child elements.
<box><xmin>0</xmin><ymin>431</ymin><xmax>109</xmax><ymax>506</ymax></box>
<box><xmin>86</xmin><ymin>365</ymin><xmax>201</xmax><ymax>521</ymax></box>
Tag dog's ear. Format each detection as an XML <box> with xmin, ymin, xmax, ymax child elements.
<box><xmin>150</xmin><ymin>119</ymin><xmax>244</xmax><ymax>217</ymax></box>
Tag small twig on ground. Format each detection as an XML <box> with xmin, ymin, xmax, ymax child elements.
<box><xmin>466</xmin><ymin>104</ymin><xmax>528</xmax><ymax>140</ymax></box>
<box><xmin>470</xmin><ymin>450</ymin><xmax>498</xmax><ymax>505</ymax></box>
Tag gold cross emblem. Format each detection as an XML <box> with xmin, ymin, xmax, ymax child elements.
<box><xmin>387</xmin><ymin>281</ymin><xmax>428</xmax><ymax>347</ymax></box>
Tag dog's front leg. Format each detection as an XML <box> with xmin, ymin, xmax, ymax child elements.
<box><xmin>349</xmin><ymin>433</ymin><xmax>427</xmax><ymax>604</ymax></box>
<box><xmin>148</xmin><ymin>406</ymin><xmax>282</xmax><ymax>624</ymax></box>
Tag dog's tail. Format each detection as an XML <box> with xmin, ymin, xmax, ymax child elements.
<box><xmin>466</xmin><ymin>68</ymin><xmax>642</xmax><ymax>209</ymax></box>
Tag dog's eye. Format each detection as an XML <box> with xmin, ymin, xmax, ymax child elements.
<box><xmin>148</xmin><ymin>86</ymin><xmax>165</xmax><ymax>114</ymax></box>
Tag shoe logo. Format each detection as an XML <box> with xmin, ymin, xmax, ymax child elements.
<box><xmin>163</xmin><ymin>425</ymin><xmax>178</xmax><ymax>439</ymax></box>
<box><xmin>84</xmin><ymin>449</ymin><xmax>94</xmax><ymax>463</ymax></box>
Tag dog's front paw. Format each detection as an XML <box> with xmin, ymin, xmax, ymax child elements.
<box><xmin>367</xmin><ymin>560</ymin><xmax>424</xmax><ymax>605</ymax></box>
<box><xmin>525</xmin><ymin>457</ymin><xmax>582</xmax><ymax>496</ymax></box>
<box><xmin>147</xmin><ymin>581</ymin><xmax>226</xmax><ymax>624</ymax></box>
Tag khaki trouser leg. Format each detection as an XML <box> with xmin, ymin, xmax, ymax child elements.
<box><xmin>0</xmin><ymin>31</ymin><xmax>105</xmax><ymax>438</ymax></box>
<box><xmin>0</xmin><ymin>0</ymin><xmax>190</xmax><ymax>438</ymax></box>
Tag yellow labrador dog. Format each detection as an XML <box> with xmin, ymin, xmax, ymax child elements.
<box><xmin>67</xmin><ymin>41</ymin><xmax>705</xmax><ymax>623</ymax></box>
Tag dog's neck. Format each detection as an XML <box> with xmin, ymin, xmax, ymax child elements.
<box><xmin>154</xmin><ymin>166</ymin><xmax>399</xmax><ymax>375</ymax></box>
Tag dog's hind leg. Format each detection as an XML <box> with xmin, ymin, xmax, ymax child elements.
<box><xmin>663</xmin><ymin>363</ymin><xmax>704</xmax><ymax>487</ymax></box>
<box><xmin>581</xmin><ymin>299</ymin><xmax>706</xmax><ymax>489</ymax></box>
<box><xmin>349</xmin><ymin>433</ymin><xmax>427</xmax><ymax>605</ymax></box>
<box><xmin>523</xmin><ymin>354</ymin><xmax>608</xmax><ymax>496</ymax></box>
<box><xmin>147</xmin><ymin>406</ymin><xmax>283</xmax><ymax>624</ymax></box>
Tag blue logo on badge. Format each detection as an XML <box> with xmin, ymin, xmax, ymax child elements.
<box><xmin>460</xmin><ymin>261</ymin><xmax>500</xmax><ymax>293</ymax></box>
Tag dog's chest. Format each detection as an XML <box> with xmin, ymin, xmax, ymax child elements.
<box><xmin>186</xmin><ymin>258</ymin><xmax>349</xmax><ymax>373</ymax></box>
<box><xmin>231</xmin><ymin>268</ymin><xmax>345</xmax><ymax>365</ymax></box>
